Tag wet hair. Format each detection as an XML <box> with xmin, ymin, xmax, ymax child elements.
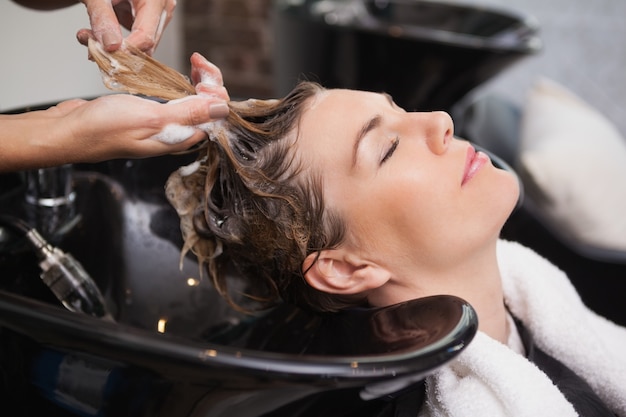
<box><xmin>89</xmin><ymin>40</ymin><xmax>366</xmax><ymax>312</ymax></box>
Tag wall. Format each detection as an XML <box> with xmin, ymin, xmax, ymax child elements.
<box><xmin>183</xmin><ymin>0</ymin><xmax>274</xmax><ymax>99</ymax></box>
<box><xmin>468</xmin><ymin>0</ymin><xmax>626</xmax><ymax>137</ymax></box>
<box><xmin>0</xmin><ymin>0</ymin><xmax>272</xmax><ymax>110</ymax></box>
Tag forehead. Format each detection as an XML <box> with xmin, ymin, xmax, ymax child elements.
<box><xmin>304</xmin><ymin>88</ymin><xmax>386</xmax><ymax>118</ymax></box>
<box><xmin>298</xmin><ymin>89</ymin><xmax>388</xmax><ymax>142</ymax></box>
<box><xmin>295</xmin><ymin>89</ymin><xmax>388</xmax><ymax>172</ymax></box>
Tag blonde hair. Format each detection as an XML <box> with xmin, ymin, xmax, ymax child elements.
<box><xmin>88</xmin><ymin>38</ymin><xmax>195</xmax><ymax>100</ymax></box>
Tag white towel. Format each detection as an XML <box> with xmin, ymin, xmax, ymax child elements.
<box><xmin>419</xmin><ymin>240</ymin><xmax>626</xmax><ymax>417</ymax></box>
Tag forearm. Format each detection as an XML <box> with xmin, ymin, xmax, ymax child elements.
<box><xmin>0</xmin><ymin>111</ymin><xmax>78</xmax><ymax>173</ymax></box>
<box><xmin>10</xmin><ymin>0</ymin><xmax>79</xmax><ymax>11</ymax></box>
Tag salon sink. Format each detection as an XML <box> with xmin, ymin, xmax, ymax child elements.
<box><xmin>0</xmin><ymin>149</ymin><xmax>477</xmax><ymax>416</ymax></box>
<box><xmin>272</xmin><ymin>0</ymin><xmax>542</xmax><ymax>111</ymax></box>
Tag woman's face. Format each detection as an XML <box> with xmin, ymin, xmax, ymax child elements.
<box><xmin>296</xmin><ymin>89</ymin><xmax>520</xmax><ymax>274</ymax></box>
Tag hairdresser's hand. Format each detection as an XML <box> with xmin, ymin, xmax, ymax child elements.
<box><xmin>190</xmin><ymin>52</ymin><xmax>231</xmax><ymax>100</ymax></box>
<box><xmin>76</xmin><ymin>0</ymin><xmax>176</xmax><ymax>55</ymax></box>
<box><xmin>0</xmin><ymin>94</ymin><xmax>229</xmax><ymax>173</ymax></box>
<box><xmin>63</xmin><ymin>94</ymin><xmax>230</xmax><ymax>160</ymax></box>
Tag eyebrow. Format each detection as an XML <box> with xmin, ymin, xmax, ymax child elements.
<box><xmin>351</xmin><ymin>94</ymin><xmax>394</xmax><ymax>169</ymax></box>
<box><xmin>352</xmin><ymin>115</ymin><xmax>382</xmax><ymax>169</ymax></box>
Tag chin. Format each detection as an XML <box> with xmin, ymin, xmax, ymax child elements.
<box><xmin>494</xmin><ymin>169</ymin><xmax>521</xmax><ymax>227</ymax></box>
<box><xmin>503</xmin><ymin>169</ymin><xmax>522</xmax><ymax>209</ymax></box>
<box><xmin>477</xmin><ymin>165</ymin><xmax>520</xmax><ymax>230</ymax></box>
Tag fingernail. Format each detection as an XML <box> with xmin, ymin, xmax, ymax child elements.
<box><xmin>209</xmin><ymin>102</ymin><xmax>229</xmax><ymax>119</ymax></box>
<box><xmin>102</xmin><ymin>33</ymin><xmax>121</xmax><ymax>51</ymax></box>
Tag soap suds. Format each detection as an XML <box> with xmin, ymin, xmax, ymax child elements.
<box><xmin>179</xmin><ymin>160</ymin><xmax>201</xmax><ymax>177</ymax></box>
<box><xmin>197</xmin><ymin>68</ymin><xmax>220</xmax><ymax>87</ymax></box>
<box><xmin>156</xmin><ymin>10</ymin><xmax>167</xmax><ymax>42</ymax></box>
<box><xmin>197</xmin><ymin>118</ymin><xmax>225</xmax><ymax>133</ymax></box>
<box><xmin>197</xmin><ymin>119</ymin><xmax>233</xmax><ymax>143</ymax></box>
<box><xmin>151</xmin><ymin>124</ymin><xmax>196</xmax><ymax>144</ymax></box>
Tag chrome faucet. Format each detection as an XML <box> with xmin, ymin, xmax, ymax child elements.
<box><xmin>24</xmin><ymin>164</ymin><xmax>78</xmax><ymax>240</ymax></box>
<box><xmin>25</xmin><ymin>164</ymin><xmax>75</xmax><ymax>207</ymax></box>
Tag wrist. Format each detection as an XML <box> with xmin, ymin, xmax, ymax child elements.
<box><xmin>0</xmin><ymin>110</ymin><xmax>75</xmax><ymax>172</ymax></box>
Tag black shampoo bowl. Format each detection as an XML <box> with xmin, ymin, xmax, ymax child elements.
<box><xmin>1</xmin><ymin>148</ymin><xmax>477</xmax><ymax>416</ymax></box>
<box><xmin>272</xmin><ymin>0</ymin><xmax>541</xmax><ymax>111</ymax></box>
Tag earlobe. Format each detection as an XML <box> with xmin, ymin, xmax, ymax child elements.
<box><xmin>302</xmin><ymin>250</ymin><xmax>390</xmax><ymax>295</ymax></box>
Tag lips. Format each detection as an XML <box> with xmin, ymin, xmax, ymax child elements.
<box><xmin>462</xmin><ymin>146</ymin><xmax>489</xmax><ymax>185</ymax></box>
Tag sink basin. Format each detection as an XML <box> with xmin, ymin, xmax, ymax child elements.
<box><xmin>272</xmin><ymin>0</ymin><xmax>542</xmax><ymax>111</ymax></box>
<box><xmin>1</xmin><ymin>156</ymin><xmax>236</xmax><ymax>337</ymax></box>
<box><xmin>0</xmin><ymin>151</ymin><xmax>477</xmax><ymax>416</ymax></box>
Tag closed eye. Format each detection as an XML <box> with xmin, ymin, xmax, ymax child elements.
<box><xmin>381</xmin><ymin>137</ymin><xmax>399</xmax><ymax>165</ymax></box>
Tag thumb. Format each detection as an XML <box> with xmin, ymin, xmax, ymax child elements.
<box><xmin>166</xmin><ymin>95</ymin><xmax>230</xmax><ymax>126</ymax></box>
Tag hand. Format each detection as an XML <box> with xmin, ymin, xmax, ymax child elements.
<box><xmin>62</xmin><ymin>52</ymin><xmax>230</xmax><ymax>163</ymax></box>
<box><xmin>55</xmin><ymin>52</ymin><xmax>230</xmax><ymax>162</ymax></box>
<box><xmin>59</xmin><ymin>94</ymin><xmax>230</xmax><ymax>162</ymax></box>
<box><xmin>0</xmin><ymin>93</ymin><xmax>229</xmax><ymax>173</ymax></box>
<box><xmin>76</xmin><ymin>0</ymin><xmax>176</xmax><ymax>55</ymax></box>
<box><xmin>69</xmin><ymin>51</ymin><xmax>231</xmax><ymax>160</ymax></box>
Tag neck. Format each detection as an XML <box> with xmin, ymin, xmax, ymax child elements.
<box><xmin>369</xmin><ymin>240</ymin><xmax>510</xmax><ymax>344</ymax></box>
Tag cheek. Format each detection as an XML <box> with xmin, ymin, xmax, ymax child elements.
<box><xmin>396</xmin><ymin>186</ymin><xmax>450</xmax><ymax>236</ymax></box>
<box><xmin>371</xmin><ymin>174</ymin><xmax>448</xmax><ymax>244</ymax></box>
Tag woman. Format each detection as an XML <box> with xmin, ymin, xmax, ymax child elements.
<box><xmin>92</xmin><ymin>46</ymin><xmax>626</xmax><ymax>416</ymax></box>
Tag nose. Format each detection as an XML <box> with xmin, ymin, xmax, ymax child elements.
<box><xmin>422</xmin><ymin>111</ymin><xmax>454</xmax><ymax>155</ymax></box>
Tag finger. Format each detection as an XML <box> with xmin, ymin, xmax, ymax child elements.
<box><xmin>83</xmin><ymin>0</ymin><xmax>124</xmax><ymax>51</ymax></box>
<box><xmin>190</xmin><ymin>53</ymin><xmax>225</xmax><ymax>87</ymax></box>
<box><xmin>125</xmin><ymin>1</ymin><xmax>174</xmax><ymax>54</ymax></box>
<box><xmin>190</xmin><ymin>54</ymin><xmax>230</xmax><ymax>100</ymax></box>
<box><xmin>171</xmin><ymin>129</ymin><xmax>209</xmax><ymax>151</ymax></box>
<box><xmin>136</xmin><ymin>128</ymin><xmax>207</xmax><ymax>159</ymax></box>
<box><xmin>76</xmin><ymin>28</ymin><xmax>93</xmax><ymax>47</ymax></box>
<box><xmin>195</xmin><ymin>84</ymin><xmax>230</xmax><ymax>101</ymax></box>
<box><xmin>165</xmin><ymin>96</ymin><xmax>230</xmax><ymax>125</ymax></box>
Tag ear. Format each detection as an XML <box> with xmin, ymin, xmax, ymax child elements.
<box><xmin>302</xmin><ymin>249</ymin><xmax>391</xmax><ymax>295</ymax></box>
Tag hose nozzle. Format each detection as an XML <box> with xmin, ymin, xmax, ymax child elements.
<box><xmin>26</xmin><ymin>229</ymin><xmax>113</xmax><ymax>321</ymax></box>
